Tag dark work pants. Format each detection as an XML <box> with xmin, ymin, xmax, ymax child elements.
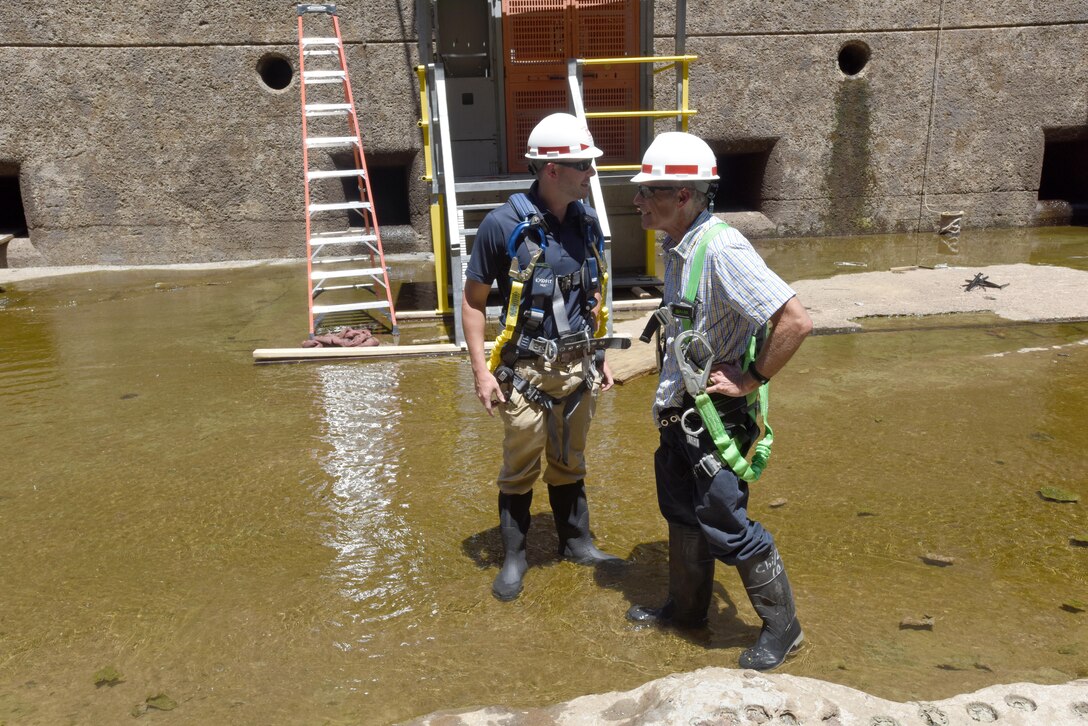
<box><xmin>653</xmin><ymin>403</ymin><xmax>774</xmax><ymax>565</ymax></box>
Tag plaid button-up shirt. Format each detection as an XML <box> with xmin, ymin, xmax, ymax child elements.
<box><xmin>653</xmin><ymin>211</ymin><xmax>796</xmax><ymax>420</ymax></box>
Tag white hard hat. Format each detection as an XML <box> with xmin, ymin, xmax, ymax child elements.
<box><xmin>525</xmin><ymin>113</ymin><xmax>604</xmax><ymax>161</ymax></box>
<box><xmin>630</xmin><ymin>131</ymin><xmax>719</xmax><ymax>185</ymax></box>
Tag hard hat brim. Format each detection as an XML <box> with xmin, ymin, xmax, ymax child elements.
<box><xmin>525</xmin><ymin>146</ymin><xmax>605</xmax><ymax>161</ymax></box>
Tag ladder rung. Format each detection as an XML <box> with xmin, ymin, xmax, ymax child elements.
<box><xmin>306</xmin><ymin>136</ymin><xmax>359</xmax><ymax>148</ymax></box>
<box><xmin>303</xmin><ymin>49</ymin><xmax>340</xmax><ymax>56</ymax></box>
<box><xmin>309</xmin><ymin>201</ymin><xmax>372</xmax><ymax>213</ymax></box>
<box><xmin>307</xmin><ymin>168</ymin><xmax>365</xmax><ymax>180</ymax></box>
<box><xmin>302</xmin><ymin>70</ymin><xmax>346</xmax><ymax>84</ymax></box>
<box><xmin>313</xmin><ymin>301</ymin><xmax>391</xmax><ymax>314</ymax></box>
<box><xmin>458</xmin><ymin>203</ymin><xmax>503</xmax><ymax>212</ymax></box>
<box><xmin>301</xmin><ymin>37</ymin><xmax>341</xmax><ymax>46</ymax></box>
<box><xmin>310</xmin><ymin>232</ymin><xmax>379</xmax><ymax>245</ymax></box>
<box><xmin>304</xmin><ymin>103</ymin><xmax>353</xmax><ymax>117</ymax></box>
<box><xmin>312</xmin><ymin>255</ymin><xmax>381</xmax><ymax>266</ymax></box>
<box><xmin>311</xmin><ymin>268</ymin><xmax>384</xmax><ymax>280</ymax></box>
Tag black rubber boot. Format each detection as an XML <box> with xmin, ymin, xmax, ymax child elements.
<box><xmin>492</xmin><ymin>490</ymin><xmax>532</xmax><ymax>601</ymax></box>
<box><xmin>736</xmin><ymin>545</ymin><xmax>804</xmax><ymax>670</ymax></box>
<box><xmin>547</xmin><ymin>481</ymin><xmax>622</xmax><ymax>565</ymax></box>
<box><xmin>626</xmin><ymin>522</ymin><xmax>714</xmax><ymax>627</ymax></box>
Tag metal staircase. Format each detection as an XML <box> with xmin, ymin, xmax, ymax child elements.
<box><xmin>296</xmin><ymin>3</ymin><xmax>398</xmax><ymax>339</ymax></box>
<box><xmin>422</xmin><ymin>61</ymin><xmax>612</xmax><ymax>348</ymax></box>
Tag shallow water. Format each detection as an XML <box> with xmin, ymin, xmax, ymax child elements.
<box><xmin>1</xmin><ymin>227</ymin><xmax>1086</xmax><ymax>724</ymax></box>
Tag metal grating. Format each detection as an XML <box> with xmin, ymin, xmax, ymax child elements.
<box><xmin>503</xmin><ymin>0</ymin><xmax>566</xmax><ymax>64</ymax></box>
<box><xmin>574</xmin><ymin>0</ymin><xmax>637</xmax><ymax>59</ymax></box>
<box><xmin>502</xmin><ymin>0</ymin><xmax>640</xmax><ymax>171</ymax></box>
<box><xmin>507</xmin><ymin>84</ymin><xmax>570</xmax><ymax>171</ymax></box>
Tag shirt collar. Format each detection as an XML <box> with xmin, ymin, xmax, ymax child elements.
<box><xmin>663</xmin><ymin>209</ymin><xmax>716</xmax><ymax>257</ymax></box>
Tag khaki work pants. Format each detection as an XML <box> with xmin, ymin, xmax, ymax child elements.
<box><xmin>496</xmin><ymin>358</ymin><xmax>599</xmax><ymax>495</ymax></box>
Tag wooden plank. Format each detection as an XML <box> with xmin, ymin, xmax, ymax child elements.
<box><xmin>254</xmin><ymin>343</ymin><xmax>472</xmax><ymax>363</ymax></box>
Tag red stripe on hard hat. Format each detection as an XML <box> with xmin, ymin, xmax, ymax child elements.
<box><xmin>538</xmin><ymin>143</ymin><xmax>589</xmax><ymax>154</ymax></box>
<box><xmin>641</xmin><ymin>164</ymin><xmax>717</xmax><ymax>175</ymax></box>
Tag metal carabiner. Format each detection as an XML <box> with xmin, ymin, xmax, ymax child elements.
<box><xmin>672</xmin><ymin>329</ymin><xmax>714</xmax><ymax>398</ymax></box>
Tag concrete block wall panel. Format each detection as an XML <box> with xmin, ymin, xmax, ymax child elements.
<box><xmin>674</xmin><ymin>0</ymin><xmax>936</xmax><ymax>34</ymax></box>
<box><xmin>648</xmin><ymin>8</ymin><xmax>1087</xmax><ymax>237</ymax></box>
<box><xmin>1</xmin><ymin>1</ymin><xmax>1084</xmax><ymax>265</ymax></box>
<box><xmin>0</xmin><ymin>0</ymin><xmax>416</xmax><ymax>45</ymax></box>
<box><xmin>4</xmin><ymin>45</ymin><xmax>303</xmax><ymax>264</ymax></box>
<box><xmin>671</xmin><ymin>32</ymin><xmax>938</xmax><ymax>236</ymax></box>
<box><xmin>0</xmin><ymin>17</ymin><xmax>424</xmax><ymax>264</ymax></box>
<box><xmin>943</xmin><ymin>1</ymin><xmax>1088</xmax><ymax>26</ymax></box>
<box><xmin>923</xmin><ymin>26</ymin><xmax>1088</xmax><ymax>212</ymax></box>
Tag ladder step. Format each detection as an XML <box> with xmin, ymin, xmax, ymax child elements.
<box><xmin>309</xmin><ymin>201</ymin><xmax>372</xmax><ymax>213</ymax></box>
<box><xmin>302</xmin><ymin>70</ymin><xmax>347</xmax><ymax>84</ymax></box>
<box><xmin>306</xmin><ymin>136</ymin><xmax>359</xmax><ymax>148</ymax></box>
<box><xmin>311</xmin><ymin>256</ymin><xmax>381</xmax><ymax>266</ymax></box>
<box><xmin>313</xmin><ymin>301</ymin><xmax>391</xmax><ymax>314</ymax></box>
<box><xmin>307</xmin><ymin>168</ymin><xmax>365</xmax><ymax>180</ymax></box>
<box><xmin>301</xmin><ymin>36</ymin><xmax>341</xmax><ymax>47</ymax></box>
<box><xmin>305</xmin><ymin>103</ymin><xmax>353</xmax><ymax>116</ymax></box>
<box><xmin>458</xmin><ymin>202</ymin><xmax>503</xmax><ymax>212</ymax></box>
<box><xmin>310</xmin><ymin>231</ymin><xmax>379</xmax><ymax>245</ymax></box>
<box><xmin>311</xmin><ymin>268</ymin><xmax>384</xmax><ymax>280</ymax></box>
<box><xmin>303</xmin><ymin>49</ymin><xmax>340</xmax><ymax>56</ymax></box>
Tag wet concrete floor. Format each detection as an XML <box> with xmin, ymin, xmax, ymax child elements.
<box><xmin>1</xmin><ymin>227</ymin><xmax>1086</xmax><ymax>724</ymax></box>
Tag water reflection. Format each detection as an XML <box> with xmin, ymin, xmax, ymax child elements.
<box><xmin>316</xmin><ymin>363</ymin><xmax>420</xmax><ymax>627</ymax></box>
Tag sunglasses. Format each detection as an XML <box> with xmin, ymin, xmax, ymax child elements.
<box><xmin>552</xmin><ymin>159</ymin><xmax>594</xmax><ymax>172</ymax></box>
<box><xmin>635</xmin><ymin>184</ymin><xmax>682</xmax><ymax>199</ymax></box>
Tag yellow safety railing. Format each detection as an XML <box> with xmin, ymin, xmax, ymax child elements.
<box><xmin>416</xmin><ymin>65</ymin><xmax>434</xmax><ymax>183</ymax></box>
<box><xmin>580</xmin><ymin>54</ymin><xmax>698</xmax><ymax>172</ymax></box>
<box><xmin>580</xmin><ymin>54</ymin><xmax>698</xmax><ymax>276</ymax></box>
<box><xmin>415</xmin><ymin>55</ymin><xmax>697</xmax><ymax>310</ymax></box>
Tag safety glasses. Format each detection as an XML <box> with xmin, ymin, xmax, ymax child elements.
<box><xmin>552</xmin><ymin>159</ymin><xmax>594</xmax><ymax>172</ymax></box>
<box><xmin>635</xmin><ymin>184</ymin><xmax>682</xmax><ymax>199</ymax></box>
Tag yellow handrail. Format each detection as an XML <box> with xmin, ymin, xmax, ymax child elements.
<box><xmin>415</xmin><ymin>65</ymin><xmax>434</xmax><ymax>182</ymax></box>
<box><xmin>585</xmin><ymin>109</ymin><xmax>697</xmax><ymax>119</ymax></box>
<box><xmin>581</xmin><ymin>54</ymin><xmax>697</xmax><ymax>66</ymax></box>
<box><xmin>581</xmin><ymin>54</ymin><xmax>697</xmax><ymax>279</ymax></box>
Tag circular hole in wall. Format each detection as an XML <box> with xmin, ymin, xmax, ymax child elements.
<box><xmin>838</xmin><ymin>41</ymin><xmax>871</xmax><ymax>76</ymax></box>
<box><xmin>257</xmin><ymin>53</ymin><xmax>294</xmax><ymax>91</ymax></box>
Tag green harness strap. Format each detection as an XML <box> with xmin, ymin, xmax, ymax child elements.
<box><xmin>681</xmin><ymin>222</ymin><xmax>773</xmax><ymax>483</ymax></box>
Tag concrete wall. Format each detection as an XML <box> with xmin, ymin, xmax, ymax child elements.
<box><xmin>0</xmin><ymin>1</ymin><xmax>425</xmax><ymax>265</ymax></box>
<box><xmin>1</xmin><ymin>1</ymin><xmax>1085</xmax><ymax>265</ymax></box>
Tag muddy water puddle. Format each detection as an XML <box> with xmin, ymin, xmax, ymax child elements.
<box><xmin>1</xmin><ymin>227</ymin><xmax>1086</xmax><ymax>724</ymax></box>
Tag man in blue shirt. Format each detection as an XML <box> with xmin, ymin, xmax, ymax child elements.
<box><xmin>626</xmin><ymin>132</ymin><xmax>813</xmax><ymax>671</ymax></box>
<box><xmin>462</xmin><ymin>113</ymin><xmax>621</xmax><ymax>601</ymax></box>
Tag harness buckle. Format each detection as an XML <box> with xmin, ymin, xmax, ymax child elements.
<box><xmin>526</xmin><ymin>337</ymin><xmax>559</xmax><ymax>362</ymax></box>
<box><xmin>668</xmin><ymin>300</ymin><xmax>698</xmax><ymax>323</ymax></box>
<box><xmin>695</xmin><ymin>453</ymin><xmax>723</xmax><ymax>479</ymax></box>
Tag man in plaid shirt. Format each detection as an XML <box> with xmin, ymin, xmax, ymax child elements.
<box><xmin>625</xmin><ymin>132</ymin><xmax>813</xmax><ymax>671</ymax></box>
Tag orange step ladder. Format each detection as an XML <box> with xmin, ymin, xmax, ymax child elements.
<box><xmin>296</xmin><ymin>3</ymin><xmax>398</xmax><ymax>339</ymax></box>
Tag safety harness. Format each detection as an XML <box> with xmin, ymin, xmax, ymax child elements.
<box><xmin>654</xmin><ymin>220</ymin><xmax>774</xmax><ymax>482</ymax></box>
<box><xmin>487</xmin><ymin>193</ymin><xmax>629</xmax><ymax>410</ymax></box>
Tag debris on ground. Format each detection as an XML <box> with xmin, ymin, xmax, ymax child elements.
<box><xmin>1038</xmin><ymin>486</ymin><xmax>1079</xmax><ymax>503</ymax></box>
<box><xmin>301</xmin><ymin>327</ymin><xmax>380</xmax><ymax>348</ymax></box>
<box><xmin>900</xmin><ymin>615</ymin><xmax>935</xmax><ymax>630</ymax></box>
<box><xmin>962</xmin><ymin>272</ymin><xmax>1009</xmax><ymax>291</ymax></box>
